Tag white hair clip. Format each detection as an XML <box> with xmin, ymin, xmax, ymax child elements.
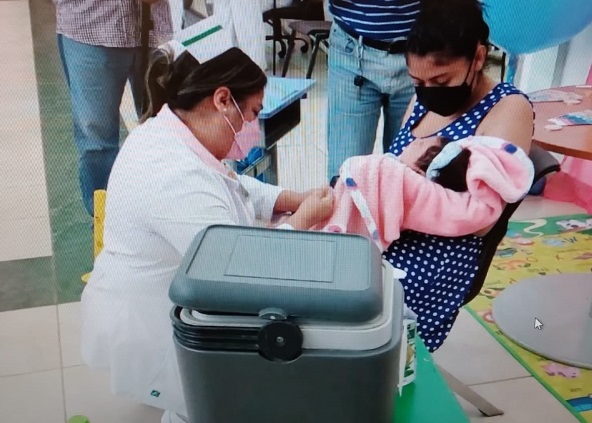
<box><xmin>158</xmin><ymin>39</ymin><xmax>187</xmax><ymax>60</ymax></box>
<box><xmin>425</xmin><ymin>142</ymin><xmax>464</xmax><ymax>181</ymax></box>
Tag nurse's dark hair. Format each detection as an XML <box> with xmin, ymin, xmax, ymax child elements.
<box><xmin>141</xmin><ymin>47</ymin><xmax>267</xmax><ymax>122</ymax></box>
<box><xmin>415</xmin><ymin>137</ymin><xmax>471</xmax><ymax>193</ymax></box>
<box><xmin>406</xmin><ymin>0</ymin><xmax>490</xmax><ymax>60</ymax></box>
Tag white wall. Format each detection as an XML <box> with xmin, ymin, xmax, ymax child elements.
<box><xmin>514</xmin><ymin>46</ymin><xmax>560</xmax><ymax>93</ymax></box>
<box><xmin>561</xmin><ymin>23</ymin><xmax>592</xmax><ymax>86</ymax></box>
<box><xmin>514</xmin><ymin>22</ymin><xmax>592</xmax><ymax>92</ymax></box>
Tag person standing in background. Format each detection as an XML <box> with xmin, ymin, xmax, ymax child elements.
<box><xmin>326</xmin><ymin>0</ymin><xmax>420</xmax><ymax>179</ymax></box>
<box><xmin>54</xmin><ymin>0</ymin><xmax>174</xmax><ymax>216</ymax></box>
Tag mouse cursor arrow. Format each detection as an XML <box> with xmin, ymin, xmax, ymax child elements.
<box><xmin>534</xmin><ymin>318</ymin><xmax>543</xmax><ymax>330</ymax></box>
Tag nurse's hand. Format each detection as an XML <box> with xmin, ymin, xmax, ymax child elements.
<box><xmin>288</xmin><ymin>186</ymin><xmax>334</xmax><ymax>229</ymax></box>
<box><xmin>274</xmin><ymin>187</ymin><xmax>331</xmax><ymax>214</ymax></box>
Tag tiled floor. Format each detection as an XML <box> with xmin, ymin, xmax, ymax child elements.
<box><xmin>0</xmin><ymin>295</ymin><xmax>584</xmax><ymax>423</ymax></box>
<box><xmin>0</xmin><ymin>1</ymin><xmax>589</xmax><ymax>422</ymax></box>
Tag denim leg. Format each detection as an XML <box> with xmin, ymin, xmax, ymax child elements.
<box><xmin>327</xmin><ymin>25</ymin><xmax>382</xmax><ymax>179</ymax></box>
<box><xmin>58</xmin><ymin>35</ymin><xmax>139</xmax><ymax>215</ymax></box>
<box><xmin>57</xmin><ymin>35</ymin><xmax>71</xmax><ymax>88</ymax></box>
<box><xmin>380</xmin><ymin>54</ymin><xmax>414</xmax><ymax>152</ymax></box>
<box><xmin>326</xmin><ymin>24</ymin><xmax>414</xmax><ymax>178</ymax></box>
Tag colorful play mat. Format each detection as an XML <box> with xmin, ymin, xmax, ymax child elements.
<box><xmin>466</xmin><ymin>214</ymin><xmax>592</xmax><ymax>422</ymax></box>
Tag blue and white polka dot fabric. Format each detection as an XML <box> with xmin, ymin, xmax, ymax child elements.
<box><xmin>384</xmin><ymin>82</ymin><xmax>528</xmax><ymax>351</ymax></box>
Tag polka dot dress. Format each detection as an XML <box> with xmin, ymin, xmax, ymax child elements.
<box><xmin>384</xmin><ymin>82</ymin><xmax>528</xmax><ymax>352</ymax></box>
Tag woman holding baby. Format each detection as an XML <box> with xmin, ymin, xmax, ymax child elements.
<box><xmin>374</xmin><ymin>0</ymin><xmax>534</xmax><ymax>351</ymax></box>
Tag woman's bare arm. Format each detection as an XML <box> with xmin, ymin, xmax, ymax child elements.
<box><xmin>476</xmin><ymin>94</ymin><xmax>534</xmax><ymax>153</ymax></box>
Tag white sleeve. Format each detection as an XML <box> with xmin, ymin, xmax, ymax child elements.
<box><xmin>237</xmin><ymin>174</ymin><xmax>284</xmax><ymax>223</ymax></box>
<box><xmin>148</xmin><ymin>177</ymin><xmax>237</xmax><ymax>256</ymax></box>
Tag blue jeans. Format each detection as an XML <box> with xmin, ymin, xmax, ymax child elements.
<box><xmin>57</xmin><ymin>35</ymin><xmax>143</xmax><ymax>215</ymax></box>
<box><xmin>326</xmin><ymin>23</ymin><xmax>414</xmax><ymax>178</ymax></box>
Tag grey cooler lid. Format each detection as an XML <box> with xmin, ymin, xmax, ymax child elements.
<box><xmin>169</xmin><ymin>225</ymin><xmax>384</xmax><ymax>323</ymax></box>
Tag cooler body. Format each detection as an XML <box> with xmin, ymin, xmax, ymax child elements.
<box><xmin>174</xmin><ymin>329</ymin><xmax>400</xmax><ymax>423</ymax></box>
<box><xmin>169</xmin><ymin>226</ymin><xmax>406</xmax><ymax>423</ymax></box>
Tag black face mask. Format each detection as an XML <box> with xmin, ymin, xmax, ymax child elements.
<box><xmin>415</xmin><ymin>61</ymin><xmax>475</xmax><ymax>117</ymax></box>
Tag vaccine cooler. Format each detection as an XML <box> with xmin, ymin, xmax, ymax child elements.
<box><xmin>169</xmin><ymin>225</ymin><xmax>405</xmax><ymax>423</ymax></box>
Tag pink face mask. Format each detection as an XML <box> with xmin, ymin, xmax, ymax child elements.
<box><xmin>222</xmin><ymin>96</ymin><xmax>262</xmax><ymax>161</ymax></box>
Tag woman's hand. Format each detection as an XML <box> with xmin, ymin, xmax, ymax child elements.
<box><xmin>273</xmin><ymin>190</ymin><xmax>307</xmax><ymax>214</ymax></box>
<box><xmin>274</xmin><ymin>187</ymin><xmax>333</xmax><ymax>214</ymax></box>
<box><xmin>287</xmin><ymin>186</ymin><xmax>334</xmax><ymax>230</ymax></box>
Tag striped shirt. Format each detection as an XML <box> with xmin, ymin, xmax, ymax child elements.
<box><xmin>53</xmin><ymin>0</ymin><xmax>174</xmax><ymax>48</ymax></box>
<box><xmin>329</xmin><ymin>0</ymin><xmax>420</xmax><ymax>41</ymax></box>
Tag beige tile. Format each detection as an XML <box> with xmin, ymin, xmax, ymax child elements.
<box><xmin>432</xmin><ymin>309</ymin><xmax>530</xmax><ymax>386</ymax></box>
<box><xmin>459</xmin><ymin>377</ymin><xmax>579</xmax><ymax>423</ymax></box>
<box><xmin>0</xmin><ymin>57</ymin><xmax>38</xmax><ymax>78</ymax></box>
<box><xmin>0</xmin><ymin>184</ymin><xmax>50</xmax><ymax>221</ymax></box>
<box><xmin>469</xmin><ymin>411</ymin><xmax>515</xmax><ymax>423</ymax></box>
<box><xmin>511</xmin><ymin>196</ymin><xmax>587</xmax><ymax>221</ymax></box>
<box><xmin>63</xmin><ymin>366</ymin><xmax>163</xmax><ymax>423</ymax></box>
<box><xmin>0</xmin><ymin>370</ymin><xmax>65</xmax><ymax>423</ymax></box>
<box><xmin>0</xmin><ymin>145</ymin><xmax>47</xmax><ymax>190</ymax></box>
<box><xmin>0</xmin><ymin>119</ymin><xmax>44</xmax><ymax>152</ymax></box>
<box><xmin>0</xmin><ymin>305</ymin><xmax>60</xmax><ymax>377</ymax></box>
<box><xmin>0</xmin><ymin>1</ymin><xmax>48</xmax><ymax>240</ymax></box>
<box><xmin>0</xmin><ymin>117</ymin><xmax>45</xmax><ymax>157</ymax></box>
<box><xmin>0</xmin><ymin>3</ymin><xmax>33</xmax><ymax>43</ymax></box>
<box><xmin>0</xmin><ymin>83</ymin><xmax>39</xmax><ymax>105</ymax></box>
<box><xmin>0</xmin><ymin>216</ymin><xmax>52</xmax><ymax>261</ymax></box>
<box><xmin>58</xmin><ymin>302</ymin><xmax>83</xmax><ymax>368</ymax></box>
<box><xmin>0</xmin><ymin>98</ymin><xmax>43</xmax><ymax>126</ymax></box>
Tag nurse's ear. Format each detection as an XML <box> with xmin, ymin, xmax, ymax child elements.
<box><xmin>212</xmin><ymin>86</ymin><xmax>234</xmax><ymax>114</ymax></box>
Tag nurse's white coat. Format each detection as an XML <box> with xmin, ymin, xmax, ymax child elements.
<box><xmin>80</xmin><ymin>105</ymin><xmax>283</xmax><ymax>416</ymax></box>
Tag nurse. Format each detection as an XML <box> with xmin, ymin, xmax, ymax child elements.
<box><xmin>80</xmin><ymin>26</ymin><xmax>333</xmax><ymax>423</ymax></box>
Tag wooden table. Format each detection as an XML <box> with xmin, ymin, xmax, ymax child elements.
<box><xmin>532</xmin><ymin>85</ymin><xmax>592</xmax><ymax>159</ymax></box>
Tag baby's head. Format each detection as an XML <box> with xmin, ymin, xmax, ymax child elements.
<box><xmin>400</xmin><ymin>136</ymin><xmax>471</xmax><ymax>192</ymax></box>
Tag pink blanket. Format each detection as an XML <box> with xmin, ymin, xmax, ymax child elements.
<box><xmin>316</xmin><ymin>136</ymin><xmax>534</xmax><ymax>250</ymax></box>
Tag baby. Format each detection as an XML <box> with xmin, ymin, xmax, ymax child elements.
<box><xmin>316</xmin><ymin>135</ymin><xmax>534</xmax><ymax>250</ymax></box>
<box><xmin>331</xmin><ymin>136</ymin><xmax>473</xmax><ymax>192</ymax></box>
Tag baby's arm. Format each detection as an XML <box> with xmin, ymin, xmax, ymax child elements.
<box><xmin>398</xmin><ymin>167</ymin><xmax>505</xmax><ymax>237</ymax></box>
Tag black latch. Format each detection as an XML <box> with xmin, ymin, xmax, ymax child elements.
<box><xmin>258</xmin><ymin>321</ymin><xmax>303</xmax><ymax>362</ymax></box>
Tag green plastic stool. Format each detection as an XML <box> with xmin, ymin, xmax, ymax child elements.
<box><xmin>68</xmin><ymin>416</ymin><xmax>90</xmax><ymax>423</ymax></box>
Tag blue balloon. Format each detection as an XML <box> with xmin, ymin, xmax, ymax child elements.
<box><xmin>485</xmin><ymin>0</ymin><xmax>592</xmax><ymax>54</ymax></box>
